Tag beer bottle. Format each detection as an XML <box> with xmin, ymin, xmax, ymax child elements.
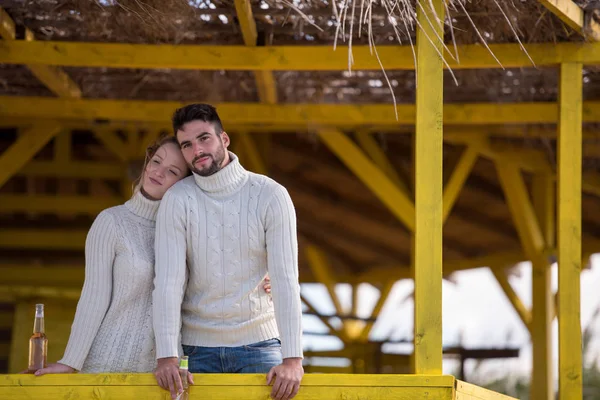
<box><xmin>28</xmin><ymin>304</ymin><xmax>47</xmax><ymax>372</ymax></box>
<box><xmin>177</xmin><ymin>356</ymin><xmax>189</xmax><ymax>400</ymax></box>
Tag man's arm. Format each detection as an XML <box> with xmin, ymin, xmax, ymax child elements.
<box><xmin>152</xmin><ymin>189</ymin><xmax>188</xmax><ymax>399</ymax></box>
<box><xmin>264</xmin><ymin>184</ymin><xmax>303</xmax><ymax>400</ymax></box>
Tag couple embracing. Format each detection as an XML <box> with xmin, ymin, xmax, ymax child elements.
<box><xmin>34</xmin><ymin>104</ymin><xmax>304</xmax><ymax>400</ymax></box>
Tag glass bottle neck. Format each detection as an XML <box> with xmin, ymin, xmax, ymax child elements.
<box><xmin>33</xmin><ymin>305</ymin><xmax>45</xmax><ymax>333</ymax></box>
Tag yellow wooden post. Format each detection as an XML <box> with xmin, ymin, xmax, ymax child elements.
<box><xmin>531</xmin><ymin>174</ymin><xmax>555</xmax><ymax>400</ymax></box>
<box><xmin>557</xmin><ymin>62</ymin><xmax>583</xmax><ymax>400</ymax></box>
<box><xmin>413</xmin><ymin>0</ymin><xmax>444</xmax><ymax>374</ymax></box>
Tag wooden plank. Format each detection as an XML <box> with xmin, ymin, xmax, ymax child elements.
<box><xmin>0</xmin><ymin>229</ymin><xmax>86</xmax><ymax>250</ymax></box>
<box><xmin>2</xmin><ymin>40</ymin><xmax>600</xmax><ymax>70</ymax></box>
<box><xmin>17</xmin><ymin>161</ymin><xmax>124</xmax><ymax>179</ymax></box>
<box><xmin>413</xmin><ymin>0</ymin><xmax>444</xmax><ymax>375</ymax></box>
<box><xmin>0</xmin><ymin>195</ymin><xmax>121</xmax><ymax>214</ymax></box>
<box><xmin>455</xmin><ymin>380</ymin><xmax>518</xmax><ymax>400</ymax></box>
<box><xmin>3</xmin><ymin>97</ymin><xmax>600</xmax><ymax>125</ymax></box>
<box><xmin>0</xmin><ymin>373</ymin><xmax>455</xmax><ymax>387</ymax></box>
<box><xmin>538</xmin><ymin>0</ymin><xmax>584</xmax><ymax>33</ymax></box>
<box><xmin>0</xmin><ymin>386</ymin><xmax>452</xmax><ymax>400</ymax></box>
<box><xmin>0</xmin><ymin>124</ymin><xmax>62</xmax><ymax>188</ymax></box>
<box><xmin>557</xmin><ymin>62</ymin><xmax>583</xmax><ymax>400</ymax></box>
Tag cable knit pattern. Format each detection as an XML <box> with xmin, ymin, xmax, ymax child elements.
<box><xmin>59</xmin><ymin>191</ymin><xmax>160</xmax><ymax>372</ymax></box>
<box><xmin>153</xmin><ymin>153</ymin><xmax>303</xmax><ymax>360</ymax></box>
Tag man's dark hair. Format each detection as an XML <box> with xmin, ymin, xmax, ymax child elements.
<box><xmin>172</xmin><ymin>103</ymin><xmax>224</xmax><ymax>137</ymax></box>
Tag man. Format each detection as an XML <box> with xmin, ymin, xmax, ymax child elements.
<box><xmin>152</xmin><ymin>103</ymin><xmax>303</xmax><ymax>400</ymax></box>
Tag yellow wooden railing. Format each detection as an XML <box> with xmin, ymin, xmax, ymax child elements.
<box><xmin>0</xmin><ymin>374</ymin><xmax>516</xmax><ymax>399</ymax></box>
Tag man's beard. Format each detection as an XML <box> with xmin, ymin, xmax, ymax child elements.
<box><xmin>191</xmin><ymin>144</ymin><xmax>226</xmax><ymax>177</ymax></box>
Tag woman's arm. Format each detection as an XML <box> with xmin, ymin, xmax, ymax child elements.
<box><xmin>37</xmin><ymin>210</ymin><xmax>117</xmax><ymax>374</ymax></box>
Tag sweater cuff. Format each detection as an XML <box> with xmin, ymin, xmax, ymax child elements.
<box><xmin>156</xmin><ymin>335</ymin><xmax>180</xmax><ymax>359</ymax></box>
<box><xmin>281</xmin><ymin>337</ymin><xmax>304</xmax><ymax>359</ymax></box>
<box><xmin>57</xmin><ymin>355</ymin><xmax>83</xmax><ymax>372</ymax></box>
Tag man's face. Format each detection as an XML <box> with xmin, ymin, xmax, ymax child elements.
<box><xmin>176</xmin><ymin>120</ymin><xmax>230</xmax><ymax>177</ymax></box>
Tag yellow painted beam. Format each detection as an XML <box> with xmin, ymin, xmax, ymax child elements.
<box><xmin>0</xmin><ymin>265</ymin><xmax>84</xmax><ymax>288</ymax></box>
<box><xmin>17</xmin><ymin>161</ymin><xmax>124</xmax><ymax>179</ymax></box>
<box><xmin>305</xmin><ymin>245</ymin><xmax>343</xmax><ymax>316</ymax></box>
<box><xmin>237</xmin><ymin>131</ymin><xmax>267</xmax><ymax>175</ymax></box>
<box><xmin>317</xmin><ymin>128</ymin><xmax>416</xmax><ymax>232</ymax></box>
<box><xmin>53</xmin><ymin>130</ymin><xmax>71</xmax><ymax>163</ymax></box>
<box><xmin>358</xmin><ymin>281</ymin><xmax>394</xmax><ymax>342</ymax></box>
<box><xmin>538</xmin><ymin>0</ymin><xmax>600</xmax><ymax>40</ymax></box>
<box><xmin>413</xmin><ymin>0</ymin><xmax>444</xmax><ymax>375</ymax></box>
<box><xmin>3</xmin><ymin>97</ymin><xmax>600</xmax><ymax>126</ymax></box>
<box><xmin>0</xmin><ymin>311</ymin><xmax>13</xmax><ymax>329</ymax></box>
<box><xmin>491</xmin><ymin>269</ymin><xmax>532</xmax><ymax>332</ymax></box>
<box><xmin>496</xmin><ymin>163</ymin><xmax>546</xmax><ymax>262</ymax></box>
<box><xmin>3</xmin><ymin>40</ymin><xmax>600</xmax><ymax>70</ymax></box>
<box><xmin>0</xmin><ymin>374</ymin><xmax>457</xmax><ymax>399</ymax></box>
<box><xmin>355</xmin><ymin>131</ymin><xmax>410</xmax><ymax>196</ymax></box>
<box><xmin>531</xmin><ymin>174</ymin><xmax>555</xmax><ymax>400</ymax></box>
<box><xmin>455</xmin><ymin>380</ymin><xmax>517</xmax><ymax>400</ymax></box>
<box><xmin>0</xmin><ymin>285</ymin><xmax>81</xmax><ymax>301</ymax></box>
<box><xmin>300</xmin><ymin>294</ymin><xmax>346</xmax><ymax>342</ymax></box>
<box><xmin>0</xmin><ymin>229</ymin><xmax>86</xmax><ymax>250</ymax></box>
<box><xmin>233</xmin><ymin>0</ymin><xmax>278</xmax><ymax>104</ymax></box>
<box><xmin>0</xmin><ymin>195</ymin><xmax>121</xmax><ymax>214</ymax></box>
<box><xmin>0</xmin><ymin>7</ymin><xmax>16</xmax><ymax>39</ymax></box>
<box><xmin>442</xmin><ymin>145</ymin><xmax>479</xmax><ymax>222</ymax></box>
<box><xmin>0</xmin><ymin>124</ymin><xmax>62</xmax><ymax>188</ymax></box>
<box><xmin>0</xmin><ymin>7</ymin><xmax>81</xmax><ymax>98</ymax></box>
<box><xmin>557</xmin><ymin>62</ymin><xmax>583</xmax><ymax>400</ymax></box>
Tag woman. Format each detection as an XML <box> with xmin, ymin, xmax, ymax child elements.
<box><xmin>34</xmin><ymin>135</ymin><xmax>271</xmax><ymax>375</ymax></box>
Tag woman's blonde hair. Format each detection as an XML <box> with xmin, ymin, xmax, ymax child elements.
<box><xmin>132</xmin><ymin>133</ymin><xmax>188</xmax><ymax>196</ymax></box>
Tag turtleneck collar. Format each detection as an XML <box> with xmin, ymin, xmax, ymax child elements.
<box><xmin>193</xmin><ymin>152</ymin><xmax>249</xmax><ymax>197</ymax></box>
<box><xmin>125</xmin><ymin>189</ymin><xmax>161</xmax><ymax>221</ymax></box>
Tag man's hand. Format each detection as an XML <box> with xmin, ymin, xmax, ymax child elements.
<box><xmin>266</xmin><ymin>357</ymin><xmax>303</xmax><ymax>400</ymax></box>
<box><xmin>154</xmin><ymin>357</ymin><xmax>190</xmax><ymax>400</ymax></box>
<box><xmin>263</xmin><ymin>276</ymin><xmax>272</xmax><ymax>294</ymax></box>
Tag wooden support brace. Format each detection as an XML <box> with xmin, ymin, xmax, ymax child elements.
<box><xmin>237</xmin><ymin>131</ymin><xmax>267</xmax><ymax>175</ymax></box>
<box><xmin>355</xmin><ymin>131</ymin><xmax>411</xmax><ymax>197</ymax></box>
<box><xmin>317</xmin><ymin>128</ymin><xmax>415</xmax><ymax>232</ymax></box>
<box><xmin>305</xmin><ymin>245</ymin><xmax>343</xmax><ymax>316</ymax></box>
<box><xmin>300</xmin><ymin>294</ymin><xmax>346</xmax><ymax>342</ymax></box>
<box><xmin>491</xmin><ymin>269</ymin><xmax>532</xmax><ymax>333</ymax></box>
<box><xmin>442</xmin><ymin>145</ymin><xmax>479</xmax><ymax>222</ymax></box>
<box><xmin>0</xmin><ymin>124</ymin><xmax>62</xmax><ymax>188</ymax></box>
<box><xmin>358</xmin><ymin>281</ymin><xmax>395</xmax><ymax>342</ymax></box>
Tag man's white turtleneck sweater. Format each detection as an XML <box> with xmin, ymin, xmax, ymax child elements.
<box><xmin>152</xmin><ymin>152</ymin><xmax>303</xmax><ymax>360</ymax></box>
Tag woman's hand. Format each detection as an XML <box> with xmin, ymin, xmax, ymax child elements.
<box><xmin>34</xmin><ymin>363</ymin><xmax>76</xmax><ymax>376</ymax></box>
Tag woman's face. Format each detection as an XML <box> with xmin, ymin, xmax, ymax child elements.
<box><xmin>142</xmin><ymin>142</ymin><xmax>188</xmax><ymax>200</ymax></box>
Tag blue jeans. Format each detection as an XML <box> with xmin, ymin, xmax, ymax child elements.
<box><xmin>182</xmin><ymin>338</ymin><xmax>283</xmax><ymax>373</ymax></box>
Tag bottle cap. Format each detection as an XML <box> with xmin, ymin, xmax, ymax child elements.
<box><xmin>179</xmin><ymin>356</ymin><xmax>188</xmax><ymax>369</ymax></box>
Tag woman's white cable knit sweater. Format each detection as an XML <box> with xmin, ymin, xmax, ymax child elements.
<box><xmin>59</xmin><ymin>191</ymin><xmax>160</xmax><ymax>373</ymax></box>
